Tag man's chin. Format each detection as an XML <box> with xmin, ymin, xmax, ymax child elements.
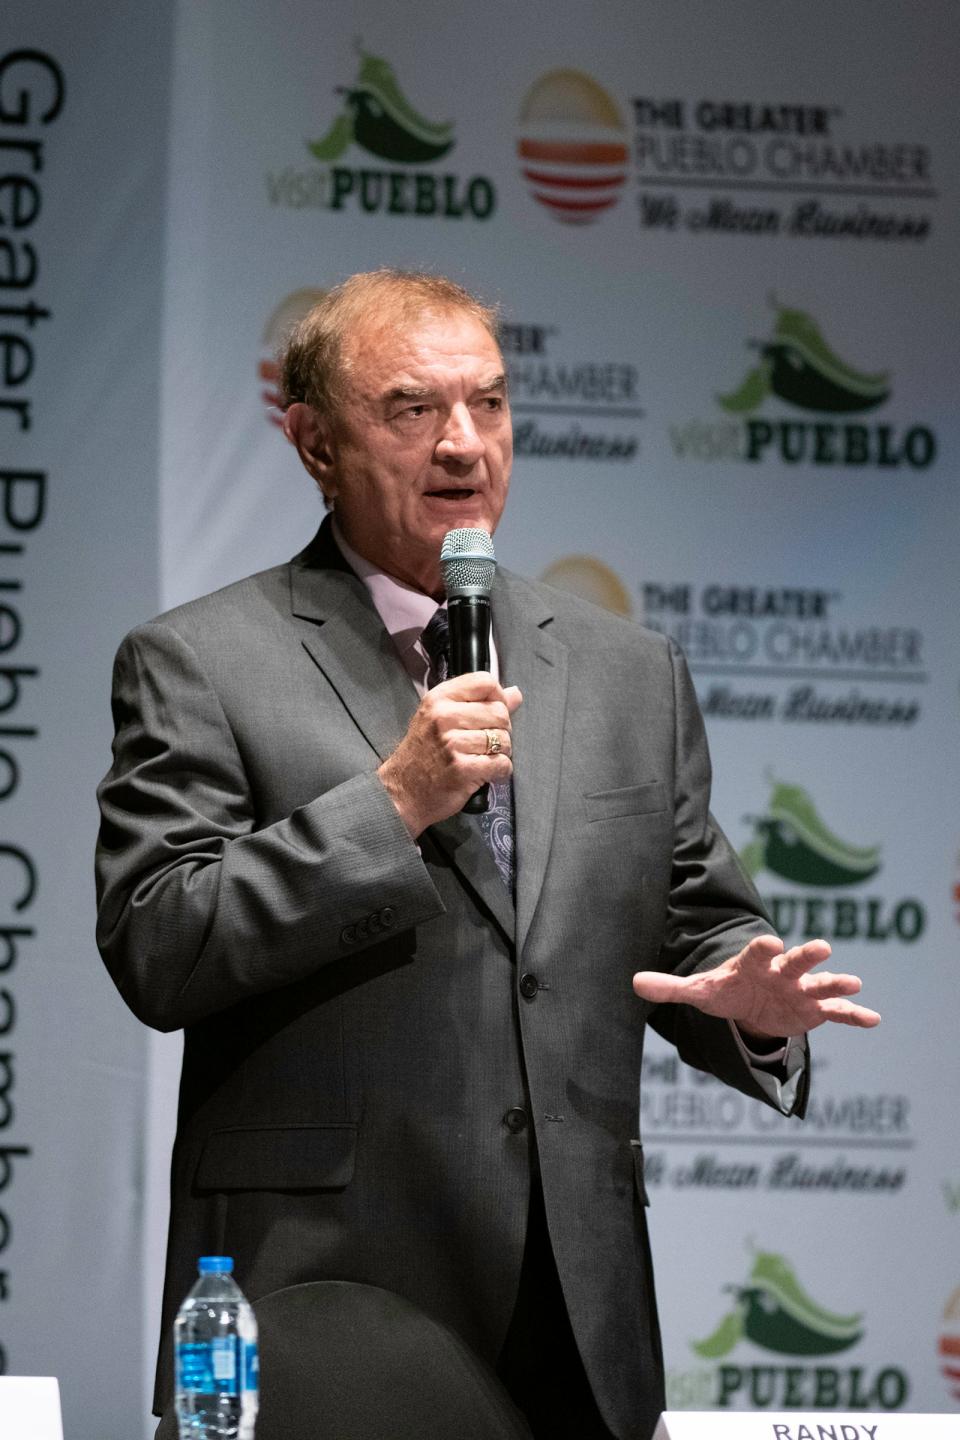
<box><xmin>421</xmin><ymin>494</ymin><xmax>495</xmax><ymax>534</ymax></box>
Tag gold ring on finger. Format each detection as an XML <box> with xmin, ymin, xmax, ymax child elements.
<box><xmin>485</xmin><ymin>729</ymin><xmax>502</xmax><ymax>756</ymax></box>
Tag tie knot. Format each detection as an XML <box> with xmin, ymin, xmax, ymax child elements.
<box><xmin>421</xmin><ymin>607</ymin><xmax>449</xmax><ymax>687</ymax></box>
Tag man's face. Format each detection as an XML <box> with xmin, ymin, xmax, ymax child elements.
<box><xmin>318</xmin><ymin>310</ymin><xmax>512</xmax><ymax>595</ymax></box>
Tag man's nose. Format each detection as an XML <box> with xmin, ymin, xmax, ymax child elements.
<box><xmin>435</xmin><ymin>403</ymin><xmax>485</xmax><ymax>464</ymax></box>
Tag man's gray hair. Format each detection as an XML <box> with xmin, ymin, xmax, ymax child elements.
<box><xmin>278</xmin><ymin>269</ymin><xmax>500</xmax><ymax>419</ymax></box>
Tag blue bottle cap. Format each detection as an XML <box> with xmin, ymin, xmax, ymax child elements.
<box><xmin>198</xmin><ymin>1256</ymin><xmax>234</xmax><ymax>1274</ymax></box>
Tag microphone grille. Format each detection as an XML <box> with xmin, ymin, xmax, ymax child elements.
<box><xmin>440</xmin><ymin>528</ymin><xmax>496</xmax><ymax>597</ymax></box>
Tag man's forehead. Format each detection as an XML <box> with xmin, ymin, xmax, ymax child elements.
<box><xmin>345</xmin><ymin>311</ymin><xmax>503</xmax><ymax>388</ymax></box>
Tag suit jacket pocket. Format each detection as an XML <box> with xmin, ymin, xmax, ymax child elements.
<box><xmin>194</xmin><ymin>1123</ymin><xmax>357</xmax><ymax>1192</ymax></box>
<box><xmin>584</xmin><ymin>781</ymin><xmax>667</xmax><ymax>822</ymax></box>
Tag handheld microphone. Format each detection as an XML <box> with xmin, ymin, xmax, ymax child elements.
<box><xmin>439</xmin><ymin>528</ymin><xmax>497</xmax><ymax>814</ymax></box>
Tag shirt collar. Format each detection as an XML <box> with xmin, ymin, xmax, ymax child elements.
<box><xmin>331</xmin><ymin>519</ymin><xmax>500</xmax><ymax>690</ymax></box>
<box><xmin>332</xmin><ymin>520</ymin><xmax>440</xmax><ymax>656</ymax></box>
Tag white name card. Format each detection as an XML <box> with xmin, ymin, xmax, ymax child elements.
<box><xmin>0</xmin><ymin>1378</ymin><xmax>64</xmax><ymax>1440</ymax></box>
<box><xmin>654</xmin><ymin>1413</ymin><xmax>958</xmax><ymax>1440</ymax></box>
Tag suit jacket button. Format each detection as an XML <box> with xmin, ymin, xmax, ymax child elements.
<box><xmin>519</xmin><ymin>972</ymin><xmax>539</xmax><ymax>1000</ymax></box>
<box><xmin>503</xmin><ymin>1107</ymin><xmax>528</xmax><ymax>1134</ymax></box>
<box><xmin>380</xmin><ymin>906</ymin><xmax>396</xmax><ymax>928</ymax></box>
<box><xmin>340</xmin><ymin>925</ymin><xmax>357</xmax><ymax>945</ymax></box>
<box><xmin>368</xmin><ymin>912</ymin><xmax>382</xmax><ymax>935</ymax></box>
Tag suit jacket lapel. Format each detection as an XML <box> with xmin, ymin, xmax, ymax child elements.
<box><xmin>494</xmin><ymin>570</ymin><xmax>568</xmax><ymax>960</ymax></box>
<box><xmin>289</xmin><ymin>526</ymin><xmax>419</xmax><ymax>761</ymax></box>
<box><xmin>289</xmin><ymin>521</ymin><xmax>516</xmax><ymax>942</ymax></box>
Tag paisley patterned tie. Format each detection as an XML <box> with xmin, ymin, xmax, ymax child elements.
<box><xmin>420</xmin><ymin>606</ymin><xmax>450</xmax><ymax>688</ymax></box>
<box><xmin>420</xmin><ymin>607</ymin><xmax>516</xmax><ymax>892</ymax></box>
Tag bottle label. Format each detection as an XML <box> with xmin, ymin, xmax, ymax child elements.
<box><xmin>176</xmin><ymin>1338</ymin><xmax>239</xmax><ymax>1396</ymax></box>
<box><xmin>242</xmin><ymin>1339</ymin><xmax>259</xmax><ymax>1394</ymax></box>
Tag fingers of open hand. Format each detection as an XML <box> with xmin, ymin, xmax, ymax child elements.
<box><xmin>798</xmin><ymin>970</ymin><xmax>862</xmax><ymax>1001</ymax></box>
<box><xmin>632</xmin><ymin>971</ymin><xmax>689</xmax><ymax>1004</ymax></box>
<box><xmin>776</xmin><ymin>938</ymin><xmax>833</xmax><ymax>978</ymax></box>
<box><xmin>738</xmin><ymin>934</ymin><xmax>785</xmax><ymax>970</ymax></box>
<box><xmin>797</xmin><ymin>973</ymin><xmax>881</xmax><ymax>1030</ymax></box>
<box><xmin>815</xmin><ymin>998</ymin><xmax>883</xmax><ymax>1028</ymax></box>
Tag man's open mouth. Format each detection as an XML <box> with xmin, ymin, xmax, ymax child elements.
<box><xmin>425</xmin><ymin>488</ymin><xmax>477</xmax><ymax>501</ymax></box>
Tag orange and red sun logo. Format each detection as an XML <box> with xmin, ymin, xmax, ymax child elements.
<box><xmin>942</xmin><ymin>1285</ymin><xmax>960</xmax><ymax>1405</ymax></box>
<box><xmin>258</xmin><ymin>288</ymin><xmax>328</xmax><ymax>428</ymax></box>
<box><xmin>516</xmin><ymin>70</ymin><xmax>628</xmax><ymax>226</ymax></box>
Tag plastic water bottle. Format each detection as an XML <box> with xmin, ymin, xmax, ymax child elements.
<box><xmin>174</xmin><ymin>1256</ymin><xmax>259</xmax><ymax>1439</ymax></box>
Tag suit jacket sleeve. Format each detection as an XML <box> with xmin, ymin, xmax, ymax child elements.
<box><xmin>646</xmin><ymin>640</ymin><xmax>810</xmax><ymax>1108</ymax></box>
<box><xmin>95</xmin><ymin>620</ymin><xmax>444</xmax><ymax>1031</ymax></box>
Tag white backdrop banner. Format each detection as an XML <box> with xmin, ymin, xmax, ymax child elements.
<box><xmin>1</xmin><ymin>5</ymin><xmax>171</xmax><ymax>1439</ymax></box>
<box><xmin>8</xmin><ymin>1</ymin><xmax>959</xmax><ymax>1437</ymax></box>
<box><xmin>151</xmin><ymin>0</ymin><xmax>960</xmax><ymax>1429</ymax></box>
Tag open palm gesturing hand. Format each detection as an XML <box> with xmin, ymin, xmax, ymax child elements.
<box><xmin>632</xmin><ymin>935</ymin><xmax>881</xmax><ymax>1042</ymax></box>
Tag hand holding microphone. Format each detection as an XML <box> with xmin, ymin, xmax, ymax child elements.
<box><xmin>377</xmin><ymin>528</ymin><xmax>522</xmax><ymax>839</ymax></box>
<box><xmin>440</xmin><ymin>527</ymin><xmax>496</xmax><ymax>813</ymax></box>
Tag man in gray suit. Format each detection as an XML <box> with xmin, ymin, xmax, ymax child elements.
<box><xmin>96</xmin><ymin>271</ymin><xmax>879</xmax><ymax>1440</ymax></box>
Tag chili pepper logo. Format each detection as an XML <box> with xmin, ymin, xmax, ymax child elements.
<box><xmin>308</xmin><ymin>45</ymin><xmax>454</xmax><ymax>166</ymax></box>
<box><xmin>741</xmin><ymin>778</ymin><xmax>881</xmax><ymax>888</ymax></box>
<box><xmin>694</xmin><ymin>1248</ymin><xmax>864</xmax><ymax>1359</ymax></box>
<box><xmin>516</xmin><ymin>70</ymin><xmax>628</xmax><ymax>225</ymax></box>
<box><xmin>718</xmin><ymin>300</ymin><xmax>891</xmax><ymax>415</ymax></box>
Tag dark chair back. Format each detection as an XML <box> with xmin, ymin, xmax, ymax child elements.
<box><xmin>156</xmin><ymin>1279</ymin><xmax>531</xmax><ymax>1440</ymax></box>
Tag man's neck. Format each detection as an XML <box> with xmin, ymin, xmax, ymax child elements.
<box><xmin>332</xmin><ymin>518</ymin><xmax>441</xmax><ymax>600</ymax></box>
<box><xmin>332</xmin><ymin>518</ymin><xmax>440</xmax><ymax>638</ymax></box>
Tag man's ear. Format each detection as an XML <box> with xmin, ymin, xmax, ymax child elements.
<box><xmin>282</xmin><ymin>402</ymin><xmax>338</xmax><ymax>501</ymax></box>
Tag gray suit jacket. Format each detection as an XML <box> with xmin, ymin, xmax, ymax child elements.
<box><xmin>96</xmin><ymin>520</ymin><xmax>803</xmax><ymax>1440</ymax></box>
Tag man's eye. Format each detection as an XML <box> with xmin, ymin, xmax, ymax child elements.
<box><xmin>405</xmin><ymin>404</ymin><xmax>429</xmax><ymax>418</ymax></box>
<box><xmin>479</xmin><ymin>396</ymin><xmax>504</xmax><ymax>411</ymax></box>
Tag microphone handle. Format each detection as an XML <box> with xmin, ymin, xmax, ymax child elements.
<box><xmin>447</xmin><ymin>595</ymin><xmax>491</xmax><ymax>814</ymax></box>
